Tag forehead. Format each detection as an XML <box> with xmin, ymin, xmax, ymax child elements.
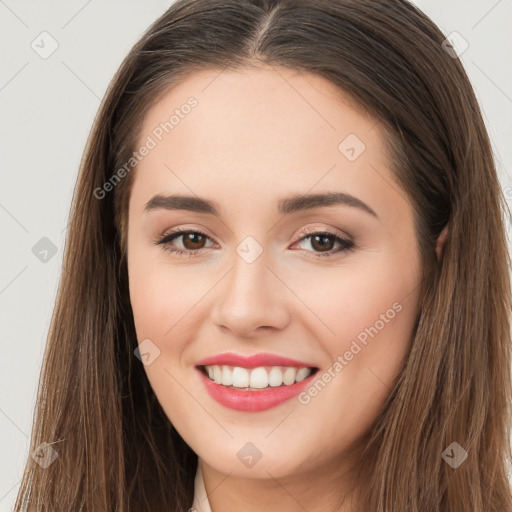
<box><xmin>129</xmin><ymin>65</ymin><xmax>402</xmax><ymax>223</ymax></box>
<box><xmin>137</xmin><ymin>64</ymin><xmax>376</xmax><ymax>158</ymax></box>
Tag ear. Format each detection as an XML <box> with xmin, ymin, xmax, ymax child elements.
<box><xmin>435</xmin><ymin>224</ymin><xmax>449</xmax><ymax>261</ymax></box>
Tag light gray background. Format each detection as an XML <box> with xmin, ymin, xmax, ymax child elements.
<box><xmin>1</xmin><ymin>1</ymin><xmax>511</xmax><ymax>510</ymax></box>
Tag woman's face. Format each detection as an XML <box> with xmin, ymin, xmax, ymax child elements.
<box><xmin>126</xmin><ymin>65</ymin><xmax>422</xmax><ymax>480</ymax></box>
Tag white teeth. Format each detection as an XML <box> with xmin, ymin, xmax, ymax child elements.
<box><xmin>221</xmin><ymin>365</ymin><xmax>233</xmax><ymax>386</ymax></box>
<box><xmin>232</xmin><ymin>367</ymin><xmax>250</xmax><ymax>388</ymax></box>
<box><xmin>295</xmin><ymin>367</ymin><xmax>311</xmax><ymax>382</ymax></box>
<box><xmin>249</xmin><ymin>367</ymin><xmax>268</xmax><ymax>389</ymax></box>
<box><xmin>213</xmin><ymin>365</ymin><xmax>222</xmax><ymax>384</ymax></box>
<box><xmin>203</xmin><ymin>365</ymin><xmax>313</xmax><ymax>388</ymax></box>
<box><xmin>282</xmin><ymin>367</ymin><xmax>297</xmax><ymax>385</ymax></box>
<box><xmin>268</xmin><ymin>367</ymin><xmax>283</xmax><ymax>387</ymax></box>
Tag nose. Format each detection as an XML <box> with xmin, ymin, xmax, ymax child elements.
<box><xmin>210</xmin><ymin>248</ymin><xmax>291</xmax><ymax>339</ymax></box>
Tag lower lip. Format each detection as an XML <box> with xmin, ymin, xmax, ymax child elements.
<box><xmin>197</xmin><ymin>368</ymin><xmax>317</xmax><ymax>412</ymax></box>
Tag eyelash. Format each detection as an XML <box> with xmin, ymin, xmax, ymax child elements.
<box><xmin>153</xmin><ymin>226</ymin><xmax>354</xmax><ymax>259</ymax></box>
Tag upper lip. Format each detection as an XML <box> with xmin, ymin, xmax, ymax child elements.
<box><xmin>195</xmin><ymin>352</ymin><xmax>318</xmax><ymax>369</ymax></box>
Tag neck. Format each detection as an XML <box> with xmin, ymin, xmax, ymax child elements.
<box><xmin>199</xmin><ymin>449</ymin><xmax>361</xmax><ymax>512</ymax></box>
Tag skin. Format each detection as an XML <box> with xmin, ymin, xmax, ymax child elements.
<box><xmin>126</xmin><ymin>64</ymin><xmax>447</xmax><ymax>512</ymax></box>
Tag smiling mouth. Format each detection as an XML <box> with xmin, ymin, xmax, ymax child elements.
<box><xmin>198</xmin><ymin>364</ymin><xmax>319</xmax><ymax>391</ymax></box>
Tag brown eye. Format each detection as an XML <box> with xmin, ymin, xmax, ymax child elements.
<box><xmin>309</xmin><ymin>233</ymin><xmax>336</xmax><ymax>252</ymax></box>
<box><xmin>180</xmin><ymin>232</ymin><xmax>208</xmax><ymax>250</ymax></box>
<box><xmin>293</xmin><ymin>228</ymin><xmax>354</xmax><ymax>258</ymax></box>
<box><xmin>155</xmin><ymin>229</ymin><xmax>215</xmax><ymax>257</ymax></box>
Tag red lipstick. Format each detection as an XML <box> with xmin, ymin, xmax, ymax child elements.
<box><xmin>196</xmin><ymin>352</ymin><xmax>316</xmax><ymax>369</ymax></box>
<box><xmin>195</xmin><ymin>352</ymin><xmax>318</xmax><ymax>412</ymax></box>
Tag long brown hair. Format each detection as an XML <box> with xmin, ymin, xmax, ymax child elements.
<box><xmin>14</xmin><ymin>1</ymin><xmax>512</xmax><ymax>510</ymax></box>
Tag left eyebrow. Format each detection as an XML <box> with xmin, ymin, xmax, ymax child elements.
<box><xmin>143</xmin><ymin>191</ymin><xmax>378</xmax><ymax>219</ymax></box>
<box><xmin>144</xmin><ymin>194</ymin><xmax>219</xmax><ymax>215</ymax></box>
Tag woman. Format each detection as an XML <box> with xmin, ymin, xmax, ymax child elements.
<box><xmin>15</xmin><ymin>0</ymin><xmax>512</xmax><ymax>511</ymax></box>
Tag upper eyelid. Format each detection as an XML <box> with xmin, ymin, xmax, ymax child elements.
<box><xmin>296</xmin><ymin>225</ymin><xmax>352</xmax><ymax>240</ymax></box>
<box><xmin>160</xmin><ymin>227</ymin><xmax>217</xmax><ymax>245</ymax></box>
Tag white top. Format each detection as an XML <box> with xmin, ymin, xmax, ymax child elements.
<box><xmin>191</xmin><ymin>459</ymin><xmax>213</xmax><ymax>512</ymax></box>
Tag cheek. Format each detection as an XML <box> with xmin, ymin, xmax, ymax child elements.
<box><xmin>288</xmin><ymin>255</ymin><xmax>420</xmax><ymax>425</ymax></box>
<box><xmin>128</xmin><ymin>246</ymin><xmax>205</xmax><ymax>337</ymax></box>
<box><xmin>129</xmin><ymin>267</ymin><xmax>174</xmax><ymax>341</ymax></box>
<box><xmin>287</xmin><ymin>254</ymin><xmax>419</xmax><ymax>358</ymax></box>
<box><xmin>285</xmin><ymin>269</ymin><xmax>419</xmax><ymax>459</ymax></box>
<box><xmin>127</xmin><ymin>253</ymin><xmax>209</xmax><ymax>422</ymax></box>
